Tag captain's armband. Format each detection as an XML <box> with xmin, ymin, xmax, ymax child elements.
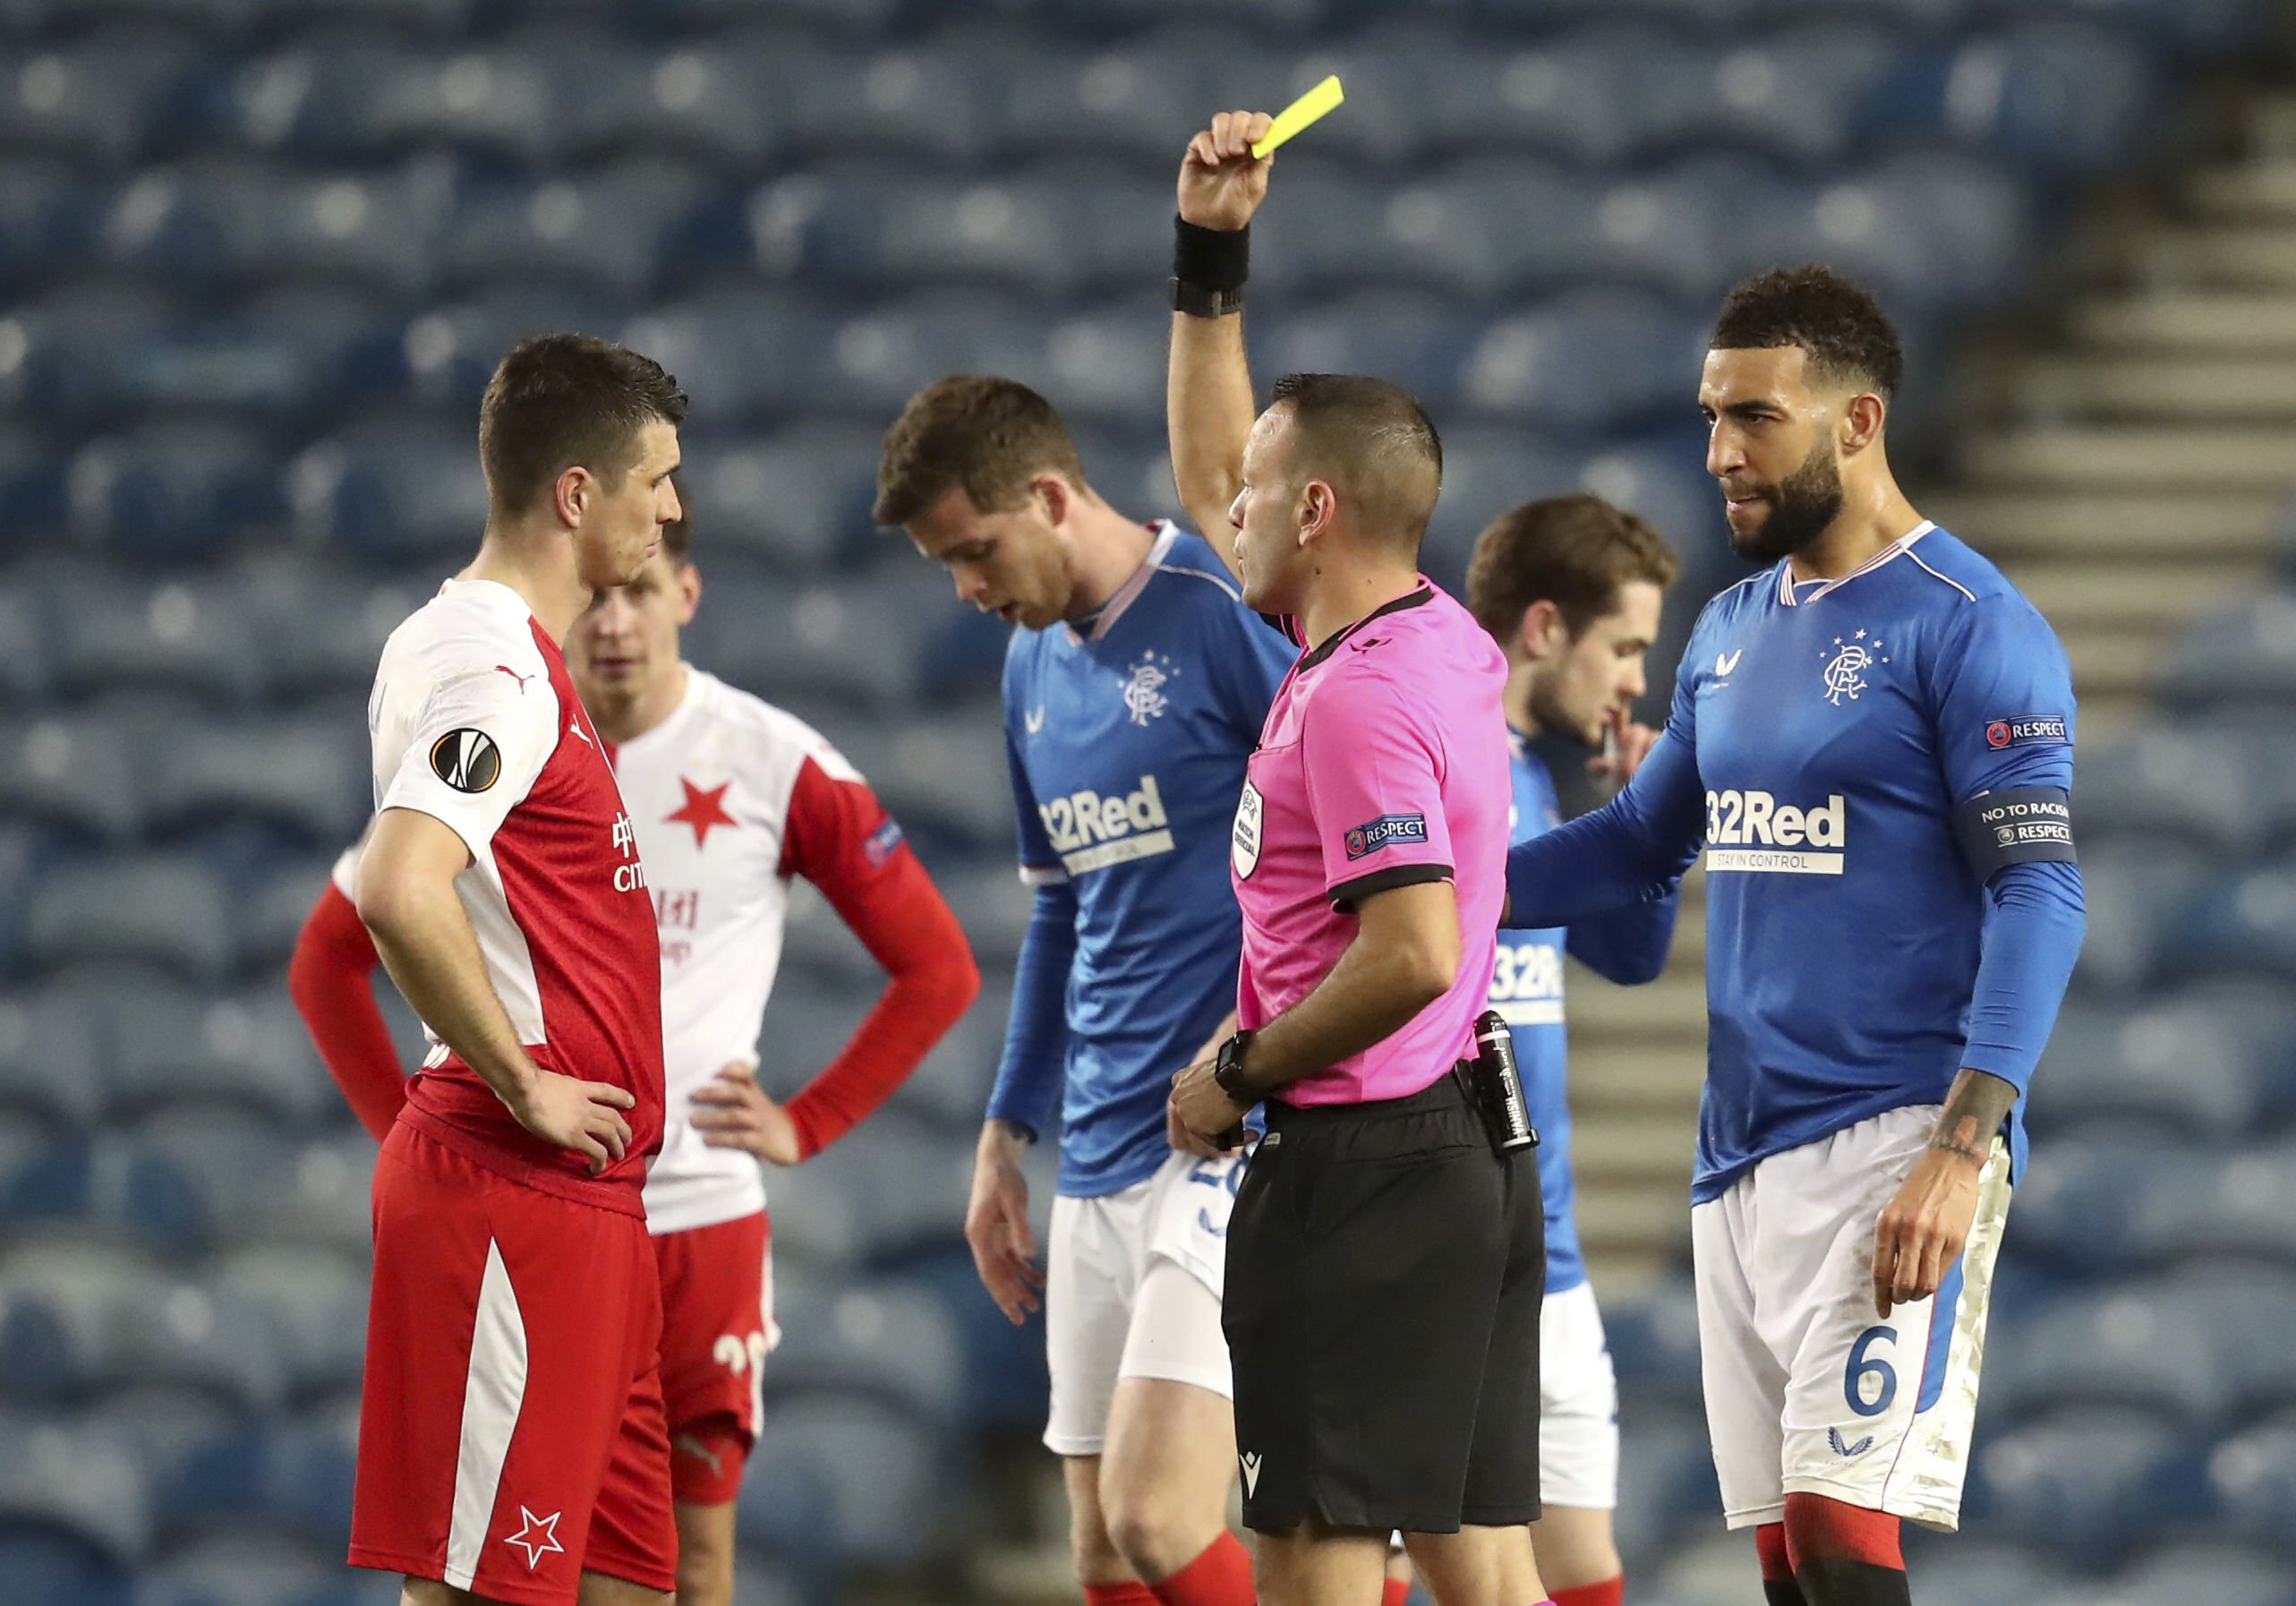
<box><xmin>1951</xmin><ymin>785</ymin><xmax>2077</xmax><ymax>877</ymax></box>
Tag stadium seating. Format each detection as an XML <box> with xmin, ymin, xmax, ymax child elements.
<box><xmin>0</xmin><ymin>0</ymin><xmax>2282</xmax><ymax>1598</ymax></box>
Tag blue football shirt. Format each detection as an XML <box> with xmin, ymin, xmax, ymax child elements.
<box><xmin>1506</xmin><ymin>524</ymin><xmax>2083</xmax><ymax>1202</ymax></box>
<box><xmin>1496</xmin><ymin>734</ymin><xmax>1678</xmax><ymax>1294</ymax></box>
<box><xmin>997</xmin><ymin>525</ymin><xmax>1294</xmax><ymax>1197</ymax></box>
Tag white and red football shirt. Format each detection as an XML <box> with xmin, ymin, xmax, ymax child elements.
<box><xmin>614</xmin><ymin>667</ymin><xmax>960</xmax><ymax>1235</ymax></box>
<box><xmin>367</xmin><ymin>578</ymin><xmax>664</xmax><ymax>1212</ymax></box>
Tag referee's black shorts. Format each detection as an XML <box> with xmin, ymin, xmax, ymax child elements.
<box><xmin>1223</xmin><ymin>1067</ymin><xmax>1544</xmax><ymax>1535</ymax></box>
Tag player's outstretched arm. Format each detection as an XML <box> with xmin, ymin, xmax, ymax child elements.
<box><xmin>287</xmin><ymin>868</ymin><xmax>409</xmax><ymax>1142</ymax></box>
<box><xmin>355</xmin><ymin>807</ymin><xmax>634</xmax><ymax>1173</ymax></box>
<box><xmin>1167</xmin><ymin>109</ymin><xmax>1274</xmax><ymax>576</ymax></box>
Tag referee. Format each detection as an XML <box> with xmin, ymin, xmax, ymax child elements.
<box><xmin>1165</xmin><ymin>130</ymin><xmax>1550</xmax><ymax>1600</ymax></box>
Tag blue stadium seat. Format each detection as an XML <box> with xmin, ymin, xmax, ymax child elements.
<box><xmin>934</xmin><ymin>862</ymin><xmax>1036</xmax><ymax>973</ymax></box>
<box><xmin>1983</xmin><ymin>1286</ymin><xmax>2227</xmax><ymax>1425</ymax></box>
<box><xmin>2079</xmin><ymin>719</ymin><xmax>2266</xmax><ymax>855</ymax></box>
<box><xmin>560</xmin><ymin>30</ymin><xmax>797</xmax><ymax>170</ymax></box>
<box><xmin>1601</xmin><ymin>1279</ymin><xmax>1704</xmax><ymax>1406</ymax></box>
<box><xmin>153</xmin><ymin>1422</ymin><xmax>355</xmax><ymax>1550</ymax></box>
<box><xmin>783</xmin><ymin>1113</ymin><xmax>976</xmax><ymax>1267</ymax></box>
<box><xmin>766</xmin><ymin>1278</ymin><xmax>967</xmax><ymax>1424</ymax></box>
<box><xmin>1430</xmin><ymin>426</ymin><xmax>1581</xmax><ymax>560</ymax></box>
<box><xmin>2164</xmin><ymin>589</ymin><xmax>2296</xmax><ymax>712</ymax></box>
<box><xmin>23</xmin><ymin>857</ymin><xmax>236</xmax><ymax>984</ymax></box>
<box><xmin>0</xmin><ymin>1288</ymin><xmax>83</xmax><ymax>1407</ymax></box>
<box><xmin>1251</xmin><ymin>295</ymin><xmax>1474</xmax><ymax>421</ymax></box>
<box><xmin>0</xmin><ymin>990</ymin><xmax>107</xmax><ymax>1126</ymax></box>
<box><xmin>441</xmin><ymin>159</ymin><xmax>710</xmax><ymax>297</ymax></box>
<box><xmin>0</xmin><ymin>158</ymin><xmax>95</xmax><ymax>291</ymax></box>
<box><xmin>1878</xmin><ymin>23</ymin><xmax>2161</xmax><ymax>175</ymax></box>
<box><xmin>773</xmin><ymin>38</ymin><xmax>1008</xmax><ymax>170</ymax></box>
<box><xmin>105</xmin><ymin>989</ymin><xmax>332</xmax><ymax>1127</ymax></box>
<box><xmin>1538</xmin><ymin>159</ymin><xmax>1755</xmax><ymax>302</ymax></box>
<box><xmin>2006</xmin><ymin>1128</ymin><xmax>2192</xmax><ymax>1276</ymax></box>
<box><xmin>64</xmin><ymin>422</ymin><xmax>284</xmax><ymax>560</ymax></box>
<box><xmin>99</xmin><ymin>290</ymin><xmax>381</xmax><ymax>427</ymax></box>
<box><xmin>892</xmin><ymin>1009</ymin><xmax>1003</xmax><ymax>1133</ymax></box>
<box><xmin>1029</xmin><ymin>303</ymin><xmax>1175</xmax><ymax>427</ymax></box>
<box><xmin>1457</xmin><ymin>294</ymin><xmax>1705</xmax><ymax>432</ymax></box>
<box><xmin>0</xmin><ymin>1530</ymin><xmax>132</xmax><ymax>1606</ymax></box>
<box><xmin>2066</xmin><ymin>1542</ymin><xmax>2296</xmax><ymax>1606</ymax></box>
<box><xmin>140</xmin><ymin>1115</ymin><xmax>375</xmax><ymax>1255</ymax></box>
<box><xmin>1690</xmin><ymin>23</ymin><xmax>1903</xmax><ymax>166</ymax></box>
<box><xmin>1611</xmin><ymin>1405</ymin><xmax>1718</xmax><ymax>1569</ymax></box>
<box><xmin>48</xmin><ymin>579</ymin><xmax>262</xmax><ymax>705</ymax></box>
<box><xmin>210</xmin><ymin>1245</ymin><xmax>369</xmax><ymax>1402</ymax></box>
<box><xmin>2175</xmin><ymin>864</ymin><xmax>2296</xmax><ymax>987</ymax></box>
<box><xmin>740</xmin><ymin>1394</ymin><xmax>951</xmax><ymax>1569</ymax></box>
<box><xmin>0</xmin><ymin>1414</ymin><xmax>150</xmax><ymax>1566</ymax></box>
<box><xmin>292</xmin><ymin>420</ymin><xmax>491</xmax><ymax>560</ymax></box>
<box><xmin>620</xmin><ymin>291</ymin><xmax>832</xmax><ymax>426</ymax></box>
<box><xmin>296</xmin><ymin>38</ymin><xmax>568</xmax><ymax>165</ymax></box>
<box><xmin>2027</xmin><ymin>982</ymin><xmax>2296</xmax><ymax>1140</ymax></box>
<box><xmin>1742</xmin><ymin>152</ymin><xmax>2030</xmax><ymax>313</ymax></box>
<box><xmin>0</xmin><ymin>434</ymin><xmax>66</xmax><ymax>560</ymax></box>
<box><xmin>1418</xmin><ymin>25</ymin><xmax>1705</xmax><ymax>167</ymax></box>
<box><xmin>356</xmin><ymin>286</ymin><xmax>625</xmax><ymax>414</ymax></box>
<box><xmin>100</xmin><ymin>1280</ymin><xmax>289</xmax><ymax>1414</ymax></box>
<box><xmin>1968</xmin><ymin>1408</ymin><xmax>2197</xmax><ymax>1559</ymax></box>
<box><xmin>784</xmin><ymin>168</ymin><xmax>1074</xmax><ymax>297</ymax></box>
<box><xmin>696</xmin><ymin>571</ymin><xmax>940</xmax><ymax>714</ymax></box>
<box><xmin>670</xmin><ymin>424</ymin><xmax>884</xmax><ymax>574</ymax></box>
<box><xmin>2157</xmin><ymin>1144</ymin><xmax>2296</xmax><ymax>1269</ymax></box>
<box><xmin>993</xmin><ymin>30</ymin><xmax>1276</xmax><ymax>167</ymax></box>
<box><xmin>0</xmin><ymin>1134</ymin><xmax>206</xmax><ymax>1257</ymax></box>
<box><xmin>2210</xmin><ymin>1422</ymin><xmax>2296</xmax><ymax>1554</ymax></box>
<box><xmin>132</xmin><ymin>1533</ymin><xmax>344</xmax><ymax>1606</ymax></box>
<box><xmin>0</xmin><ymin>33</ymin><xmax>193</xmax><ymax>164</ymax></box>
<box><xmin>246</xmin><ymin>569</ymin><xmax>427</xmax><ymax>704</ymax></box>
<box><xmin>1897</xmin><ymin>1540</ymin><xmax>2077</xmax><ymax>1606</ymax></box>
<box><xmin>2</xmin><ymin>286</ymin><xmax>176</xmax><ymax>430</ymax></box>
<box><xmin>94</xmin><ymin>158</ymin><xmax>450</xmax><ymax>296</ymax></box>
<box><xmin>238</xmin><ymin>856</ymin><xmax>340</xmax><ymax>978</ymax></box>
<box><xmin>141</xmin><ymin>722</ymin><xmax>366</xmax><ymax>846</ymax></box>
<box><xmin>2069</xmin><ymin>843</ymin><xmax>2208</xmax><ymax>996</ymax></box>
<box><xmin>836</xmin><ymin>721</ymin><xmax>1020</xmax><ymax>856</ymax></box>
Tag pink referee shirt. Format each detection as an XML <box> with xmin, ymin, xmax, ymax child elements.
<box><xmin>1229</xmin><ymin>583</ymin><xmax>1512</xmax><ymax>1106</ymax></box>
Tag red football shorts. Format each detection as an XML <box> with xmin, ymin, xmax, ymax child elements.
<box><xmin>350</xmin><ymin>1124</ymin><xmax>678</xmax><ymax>1605</ymax></box>
<box><xmin>654</xmin><ymin>1209</ymin><xmax>776</xmax><ymax>1507</ymax></box>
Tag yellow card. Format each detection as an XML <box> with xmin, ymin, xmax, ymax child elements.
<box><xmin>1250</xmin><ymin>74</ymin><xmax>1344</xmax><ymax>159</ymax></box>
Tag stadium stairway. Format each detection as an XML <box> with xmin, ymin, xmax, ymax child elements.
<box><xmin>1570</xmin><ymin>55</ymin><xmax>2296</xmax><ymax>1291</ymax></box>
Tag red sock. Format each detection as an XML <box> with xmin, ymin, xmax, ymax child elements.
<box><xmin>1382</xmin><ymin>1577</ymin><xmax>1413</xmax><ymax>1606</ymax></box>
<box><xmin>1553</xmin><ymin>1577</ymin><xmax>1624</xmax><ymax>1606</ymax></box>
<box><xmin>1084</xmin><ymin>1584</ymin><xmax>1159</xmax><ymax>1606</ymax></box>
<box><xmin>1781</xmin><ymin>1492</ymin><xmax>1903</xmax><ymax>1571</ymax></box>
<box><xmin>1147</xmin><ymin>1533</ymin><xmax>1255</xmax><ymax>1606</ymax></box>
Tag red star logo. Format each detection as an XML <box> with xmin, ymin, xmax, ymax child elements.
<box><xmin>504</xmin><ymin>1506</ymin><xmax>564</xmax><ymax>1570</ymax></box>
<box><xmin>667</xmin><ymin>778</ymin><xmax>738</xmax><ymax>849</ymax></box>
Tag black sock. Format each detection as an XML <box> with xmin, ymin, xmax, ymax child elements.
<box><xmin>1792</xmin><ymin>1557</ymin><xmax>1911</xmax><ymax>1606</ymax></box>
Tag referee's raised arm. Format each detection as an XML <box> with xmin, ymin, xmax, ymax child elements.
<box><xmin>1167</xmin><ymin>110</ymin><xmax>1275</xmax><ymax>581</ymax></box>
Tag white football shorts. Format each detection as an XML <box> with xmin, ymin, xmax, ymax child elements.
<box><xmin>1539</xmin><ymin>1278</ymin><xmax>1620</xmax><ymax>1511</ymax></box>
<box><xmin>1692</xmin><ymin>1104</ymin><xmax>2011</xmax><ymax>1533</ymax></box>
<box><xmin>1043</xmin><ymin>1147</ymin><xmax>1242</xmax><ymax>1457</ymax></box>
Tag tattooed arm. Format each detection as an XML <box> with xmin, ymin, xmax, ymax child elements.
<box><xmin>1869</xmin><ymin>1069</ymin><xmax>2019</xmax><ymax>1318</ymax></box>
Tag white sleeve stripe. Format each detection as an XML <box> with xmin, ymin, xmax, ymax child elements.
<box><xmin>1018</xmin><ymin>864</ymin><xmax>1069</xmax><ymax>886</ymax></box>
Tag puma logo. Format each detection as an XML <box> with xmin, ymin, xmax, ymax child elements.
<box><xmin>1715</xmin><ymin>650</ymin><xmax>1743</xmax><ymax>678</ymax></box>
<box><xmin>568</xmin><ymin>721</ymin><xmax>594</xmax><ymax>747</ymax></box>
<box><xmin>494</xmin><ymin>664</ymin><xmax>536</xmax><ymax>692</ymax></box>
<box><xmin>1239</xmin><ymin>1452</ymin><xmax>1262</xmax><ymax>1497</ymax></box>
<box><xmin>672</xmin><ymin>1432</ymin><xmax>725</xmax><ymax>1476</ymax></box>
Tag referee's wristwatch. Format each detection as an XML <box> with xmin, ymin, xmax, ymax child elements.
<box><xmin>1212</xmin><ymin>1029</ymin><xmax>1261</xmax><ymax>1106</ymax></box>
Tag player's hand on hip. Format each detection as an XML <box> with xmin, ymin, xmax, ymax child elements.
<box><xmin>1179</xmin><ymin>110</ymin><xmax>1276</xmax><ymax>232</ymax></box>
<box><xmin>1871</xmin><ymin>1146</ymin><xmax>1984</xmax><ymax>1318</ymax></box>
<box><xmin>690</xmin><ymin>1059</ymin><xmax>802</xmax><ymax>1166</ymax></box>
<box><xmin>1169</xmin><ymin>1059</ymin><xmax>1248</xmax><ymax>1149</ymax></box>
<box><xmin>505</xmin><ymin>1067</ymin><xmax>634</xmax><ymax>1175</ymax></box>
<box><xmin>967</xmin><ymin>1121</ymin><xmax>1044</xmax><ymax>1325</ymax></box>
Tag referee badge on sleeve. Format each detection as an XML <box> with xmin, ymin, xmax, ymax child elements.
<box><xmin>430</xmin><ymin>729</ymin><xmax>502</xmax><ymax>793</ymax></box>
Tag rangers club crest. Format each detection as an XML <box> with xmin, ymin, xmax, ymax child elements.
<box><xmin>1820</xmin><ymin>629</ymin><xmax>1891</xmax><ymax>706</ymax></box>
<box><xmin>1123</xmin><ymin>651</ymin><xmax>1174</xmax><ymax>727</ymax></box>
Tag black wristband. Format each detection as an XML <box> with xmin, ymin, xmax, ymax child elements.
<box><xmin>1174</xmin><ymin>215</ymin><xmax>1249</xmax><ymax>292</ymax></box>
